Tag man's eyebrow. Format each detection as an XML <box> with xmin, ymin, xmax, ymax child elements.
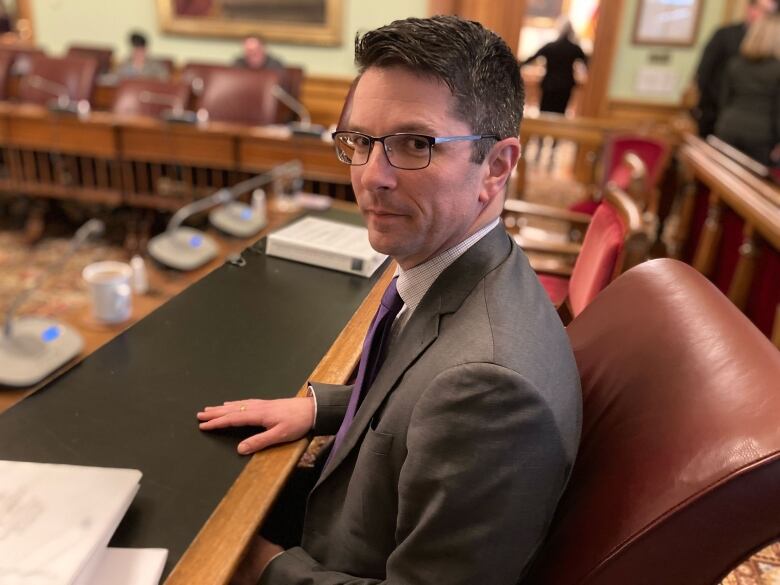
<box><xmin>346</xmin><ymin>122</ymin><xmax>439</xmax><ymax>136</ymax></box>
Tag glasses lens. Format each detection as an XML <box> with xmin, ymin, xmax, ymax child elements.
<box><xmin>334</xmin><ymin>132</ymin><xmax>371</xmax><ymax>165</ymax></box>
<box><xmin>384</xmin><ymin>134</ymin><xmax>431</xmax><ymax>170</ymax></box>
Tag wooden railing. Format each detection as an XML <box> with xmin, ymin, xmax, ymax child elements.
<box><xmin>667</xmin><ymin>134</ymin><xmax>780</xmax><ymax>345</ymax></box>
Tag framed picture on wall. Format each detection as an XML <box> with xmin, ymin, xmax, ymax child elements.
<box><xmin>525</xmin><ymin>0</ymin><xmax>570</xmax><ymax>27</ymax></box>
<box><xmin>632</xmin><ymin>0</ymin><xmax>703</xmax><ymax>46</ymax></box>
<box><xmin>157</xmin><ymin>0</ymin><xmax>343</xmax><ymax>46</ymax></box>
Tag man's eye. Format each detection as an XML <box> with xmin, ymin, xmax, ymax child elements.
<box><xmin>408</xmin><ymin>137</ymin><xmax>428</xmax><ymax>151</ymax></box>
<box><xmin>353</xmin><ymin>136</ymin><xmax>371</xmax><ymax>148</ymax></box>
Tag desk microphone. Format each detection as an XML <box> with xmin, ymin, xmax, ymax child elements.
<box><xmin>271</xmin><ymin>85</ymin><xmax>325</xmax><ymax>138</ymax></box>
<box><xmin>0</xmin><ymin>219</ymin><xmax>104</xmax><ymax>387</ymax></box>
<box><xmin>138</xmin><ymin>90</ymin><xmax>198</xmax><ymax>124</ymax></box>
<box><xmin>25</xmin><ymin>75</ymin><xmax>91</xmax><ymax>117</ymax></box>
<box><xmin>209</xmin><ymin>160</ymin><xmax>303</xmax><ymax>237</ymax></box>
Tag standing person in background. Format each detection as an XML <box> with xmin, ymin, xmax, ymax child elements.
<box><xmin>715</xmin><ymin>14</ymin><xmax>780</xmax><ymax>167</ymax></box>
<box><xmin>520</xmin><ymin>19</ymin><xmax>588</xmax><ymax>169</ymax></box>
<box><xmin>693</xmin><ymin>0</ymin><xmax>777</xmax><ymax>138</ymax></box>
<box><xmin>116</xmin><ymin>31</ymin><xmax>169</xmax><ymax>80</ymax></box>
<box><xmin>234</xmin><ymin>35</ymin><xmax>284</xmax><ymax>70</ymax></box>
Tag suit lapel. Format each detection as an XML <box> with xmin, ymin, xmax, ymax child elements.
<box><xmin>314</xmin><ymin>226</ymin><xmax>513</xmax><ymax>488</ymax></box>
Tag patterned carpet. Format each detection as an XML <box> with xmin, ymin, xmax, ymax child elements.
<box><xmin>1</xmin><ymin>188</ymin><xmax>778</xmax><ymax>583</ymax></box>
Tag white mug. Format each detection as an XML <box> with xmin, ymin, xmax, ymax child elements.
<box><xmin>82</xmin><ymin>261</ymin><xmax>133</xmax><ymax>324</ymax></box>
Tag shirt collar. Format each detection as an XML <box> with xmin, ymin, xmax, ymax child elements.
<box><xmin>396</xmin><ymin>218</ymin><xmax>500</xmax><ymax>316</ymax></box>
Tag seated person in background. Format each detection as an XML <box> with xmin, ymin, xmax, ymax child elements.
<box><xmin>198</xmin><ymin>15</ymin><xmax>582</xmax><ymax>585</ymax></box>
<box><xmin>116</xmin><ymin>31</ymin><xmax>169</xmax><ymax>80</ymax></box>
<box><xmin>234</xmin><ymin>35</ymin><xmax>284</xmax><ymax>70</ymax></box>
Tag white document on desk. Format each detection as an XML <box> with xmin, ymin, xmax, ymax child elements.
<box><xmin>266</xmin><ymin>217</ymin><xmax>387</xmax><ymax>277</ymax></box>
<box><xmin>0</xmin><ymin>460</ymin><xmax>141</xmax><ymax>585</ymax></box>
<box><xmin>78</xmin><ymin>548</ymin><xmax>167</xmax><ymax>585</ymax></box>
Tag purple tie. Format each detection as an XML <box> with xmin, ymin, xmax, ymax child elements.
<box><xmin>327</xmin><ymin>277</ymin><xmax>403</xmax><ymax>465</ymax></box>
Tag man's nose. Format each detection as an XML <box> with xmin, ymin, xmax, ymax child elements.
<box><xmin>359</xmin><ymin>141</ymin><xmax>397</xmax><ymax>191</ymax></box>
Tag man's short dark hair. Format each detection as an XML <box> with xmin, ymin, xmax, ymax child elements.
<box><xmin>129</xmin><ymin>32</ymin><xmax>147</xmax><ymax>48</ymax></box>
<box><xmin>354</xmin><ymin>15</ymin><xmax>524</xmax><ymax>163</ymax></box>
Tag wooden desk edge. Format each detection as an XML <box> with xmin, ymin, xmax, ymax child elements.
<box><xmin>165</xmin><ymin>262</ymin><xmax>397</xmax><ymax>585</ymax></box>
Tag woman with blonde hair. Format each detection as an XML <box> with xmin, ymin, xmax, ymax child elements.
<box><xmin>715</xmin><ymin>14</ymin><xmax>780</xmax><ymax>166</ymax></box>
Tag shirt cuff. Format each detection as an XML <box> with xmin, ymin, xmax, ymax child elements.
<box><xmin>307</xmin><ymin>384</ymin><xmax>318</xmax><ymax>431</ymax></box>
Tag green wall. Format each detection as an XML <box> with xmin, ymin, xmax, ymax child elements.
<box><xmin>608</xmin><ymin>0</ymin><xmax>728</xmax><ymax>104</ymax></box>
<box><xmin>30</xmin><ymin>0</ymin><xmax>426</xmax><ymax>77</ymax></box>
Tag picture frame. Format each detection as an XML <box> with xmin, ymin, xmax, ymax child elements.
<box><xmin>157</xmin><ymin>0</ymin><xmax>343</xmax><ymax>47</ymax></box>
<box><xmin>525</xmin><ymin>0</ymin><xmax>569</xmax><ymax>28</ymax></box>
<box><xmin>632</xmin><ymin>0</ymin><xmax>703</xmax><ymax>47</ymax></box>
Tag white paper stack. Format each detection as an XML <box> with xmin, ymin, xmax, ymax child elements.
<box><xmin>266</xmin><ymin>217</ymin><xmax>387</xmax><ymax>278</ymax></box>
<box><xmin>0</xmin><ymin>460</ymin><xmax>167</xmax><ymax>585</ymax></box>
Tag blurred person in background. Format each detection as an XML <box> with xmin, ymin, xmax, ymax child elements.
<box><xmin>715</xmin><ymin>14</ymin><xmax>780</xmax><ymax>167</ymax></box>
<box><xmin>116</xmin><ymin>31</ymin><xmax>169</xmax><ymax>80</ymax></box>
<box><xmin>694</xmin><ymin>0</ymin><xmax>777</xmax><ymax>138</ymax></box>
<box><xmin>234</xmin><ymin>35</ymin><xmax>284</xmax><ymax>70</ymax></box>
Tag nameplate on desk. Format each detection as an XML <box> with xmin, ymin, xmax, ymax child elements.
<box><xmin>266</xmin><ymin>217</ymin><xmax>386</xmax><ymax>278</ymax></box>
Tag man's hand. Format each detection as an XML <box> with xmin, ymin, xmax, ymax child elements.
<box><xmin>229</xmin><ymin>535</ymin><xmax>284</xmax><ymax>585</ymax></box>
<box><xmin>197</xmin><ymin>397</ymin><xmax>314</xmax><ymax>455</ymax></box>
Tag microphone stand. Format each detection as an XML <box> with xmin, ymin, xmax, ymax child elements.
<box><xmin>0</xmin><ymin>219</ymin><xmax>105</xmax><ymax>387</ymax></box>
<box><xmin>148</xmin><ymin>161</ymin><xmax>303</xmax><ymax>269</ymax></box>
<box><xmin>271</xmin><ymin>85</ymin><xmax>325</xmax><ymax>138</ymax></box>
<box><xmin>209</xmin><ymin>160</ymin><xmax>303</xmax><ymax>237</ymax></box>
<box><xmin>138</xmin><ymin>90</ymin><xmax>198</xmax><ymax>124</ymax></box>
<box><xmin>25</xmin><ymin>75</ymin><xmax>90</xmax><ymax>117</ymax></box>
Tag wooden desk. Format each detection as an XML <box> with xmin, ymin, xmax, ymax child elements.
<box><xmin>0</xmin><ymin>206</ymin><xmax>393</xmax><ymax>585</ymax></box>
<box><xmin>0</xmin><ymin>102</ymin><xmax>352</xmax><ymax>210</ymax></box>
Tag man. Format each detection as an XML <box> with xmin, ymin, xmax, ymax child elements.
<box><xmin>116</xmin><ymin>31</ymin><xmax>169</xmax><ymax>81</ymax></box>
<box><xmin>198</xmin><ymin>15</ymin><xmax>581</xmax><ymax>585</ymax></box>
<box><xmin>234</xmin><ymin>35</ymin><xmax>284</xmax><ymax>71</ymax></box>
<box><xmin>694</xmin><ymin>0</ymin><xmax>777</xmax><ymax>137</ymax></box>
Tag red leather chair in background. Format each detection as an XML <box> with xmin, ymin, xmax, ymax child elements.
<box><xmin>18</xmin><ymin>54</ymin><xmax>99</xmax><ymax>106</ymax></box>
<box><xmin>0</xmin><ymin>51</ymin><xmax>14</xmax><ymax>100</ymax></box>
<box><xmin>571</xmin><ymin>134</ymin><xmax>670</xmax><ymax>216</ymax></box>
<box><xmin>66</xmin><ymin>44</ymin><xmax>114</xmax><ymax>75</ymax></box>
<box><xmin>504</xmin><ymin>186</ymin><xmax>649</xmax><ymax>322</ymax></box>
<box><xmin>0</xmin><ymin>45</ymin><xmax>45</xmax><ymax>75</ymax></box>
<box><xmin>112</xmin><ymin>78</ymin><xmax>192</xmax><ymax>118</ymax></box>
<box><xmin>523</xmin><ymin>258</ymin><xmax>780</xmax><ymax>585</ymax></box>
<box><xmin>195</xmin><ymin>67</ymin><xmax>281</xmax><ymax>127</ymax></box>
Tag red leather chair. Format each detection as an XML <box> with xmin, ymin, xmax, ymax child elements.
<box><xmin>0</xmin><ymin>46</ymin><xmax>45</xmax><ymax>75</ymax></box>
<box><xmin>504</xmin><ymin>186</ymin><xmax>649</xmax><ymax>322</ymax></box>
<box><xmin>112</xmin><ymin>78</ymin><xmax>191</xmax><ymax>118</ymax></box>
<box><xmin>195</xmin><ymin>67</ymin><xmax>281</xmax><ymax>126</ymax></box>
<box><xmin>0</xmin><ymin>51</ymin><xmax>14</xmax><ymax>100</ymax></box>
<box><xmin>523</xmin><ymin>258</ymin><xmax>780</xmax><ymax>585</ymax></box>
<box><xmin>572</xmin><ymin>134</ymin><xmax>670</xmax><ymax>215</ymax></box>
<box><xmin>18</xmin><ymin>54</ymin><xmax>99</xmax><ymax>106</ymax></box>
<box><xmin>66</xmin><ymin>44</ymin><xmax>114</xmax><ymax>75</ymax></box>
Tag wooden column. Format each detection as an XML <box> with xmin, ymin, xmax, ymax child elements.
<box><xmin>727</xmin><ymin>226</ymin><xmax>759</xmax><ymax>311</ymax></box>
<box><xmin>692</xmin><ymin>193</ymin><xmax>723</xmax><ymax>277</ymax></box>
<box><xmin>579</xmin><ymin>0</ymin><xmax>625</xmax><ymax>118</ymax></box>
<box><xmin>429</xmin><ymin>0</ymin><xmax>526</xmax><ymax>55</ymax></box>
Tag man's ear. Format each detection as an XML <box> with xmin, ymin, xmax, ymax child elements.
<box><xmin>478</xmin><ymin>138</ymin><xmax>521</xmax><ymax>204</ymax></box>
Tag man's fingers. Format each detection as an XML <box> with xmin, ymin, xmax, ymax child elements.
<box><xmin>237</xmin><ymin>426</ymin><xmax>289</xmax><ymax>454</ymax></box>
<box><xmin>198</xmin><ymin>411</ymin><xmax>266</xmax><ymax>430</ymax></box>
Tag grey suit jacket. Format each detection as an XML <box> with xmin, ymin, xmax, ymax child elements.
<box><xmin>261</xmin><ymin>225</ymin><xmax>582</xmax><ymax>585</ymax></box>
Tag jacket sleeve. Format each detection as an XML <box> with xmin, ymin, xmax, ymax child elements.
<box><xmin>260</xmin><ymin>362</ymin><xmax>575</xmax><ymax>585</ymax></box>
<box><xmin>309</xmin><ymin>382</ymin><xmax>353</xmax><ymax>436</ymax></box>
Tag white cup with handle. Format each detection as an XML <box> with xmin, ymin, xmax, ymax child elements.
<box><xmin>82</xmin><ymin>261</ymin><xmax>133</xmax><ymax>324</ymax></box>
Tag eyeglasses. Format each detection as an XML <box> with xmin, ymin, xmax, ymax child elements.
<box><xmin>332</xmin><ymin>131</ymin><xmax>500</xmax><ymax>170</ymax></box>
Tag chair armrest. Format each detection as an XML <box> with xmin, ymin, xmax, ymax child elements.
<box><xmin>514</xmin><ymin>234</ymin><xmax>582</xmax><ymax>256</ymax></box>
<box><xmin>503</xmin><ymin>199</ymin><xmax>593</xmax><ymax>225</ymax></box>
<box><xmin>525</xmin><ymin>252</ymin><xmax>575</xmax><ymax>277</ymax></box>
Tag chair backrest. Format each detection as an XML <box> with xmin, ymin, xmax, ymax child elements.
<box><xmin>602</xmin><ymin>134</ymin><xmax>670</xmax><ymax>199</ymax></box>
<box><xmin>195</xmin><ymin>67</ymin><xmax>281</xmax><ymax>126</ymax></box>
<box><xmin>66</xmin><ymin>44</ymin><xmax>113</xmax><ymax>74</ymax></box>
<box><xmin>0</xmin><ymin>51</ymin><xmax>14</xmax><ymax>100</ymax></box>
<box><xmin>524</xmin><ymin>258</ymin><xmax>780</xmax><ymax>585</ymax></box>
<box><xmin>275</xmin><ymin>66</ymin><xmax>304</xmax><ymax>123</ymax></box>
<box><xmin>112</xmin><ymin>78</ymin><xmax>191</xmax><ymax>118</ymax></box>
<box><xmin>0</xmin><ymin>46</ymin><xmax>45</xmax><ymax>76</ymax></box>
<box><xmin>568</xmin><ymin>187</ymin><xmax>647</xmax><ymax>317</ymax></box>
<box><xmin>18</xmin><ymin>54</ymin><xmax>99</xmax><ymax>105</ymax></box>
